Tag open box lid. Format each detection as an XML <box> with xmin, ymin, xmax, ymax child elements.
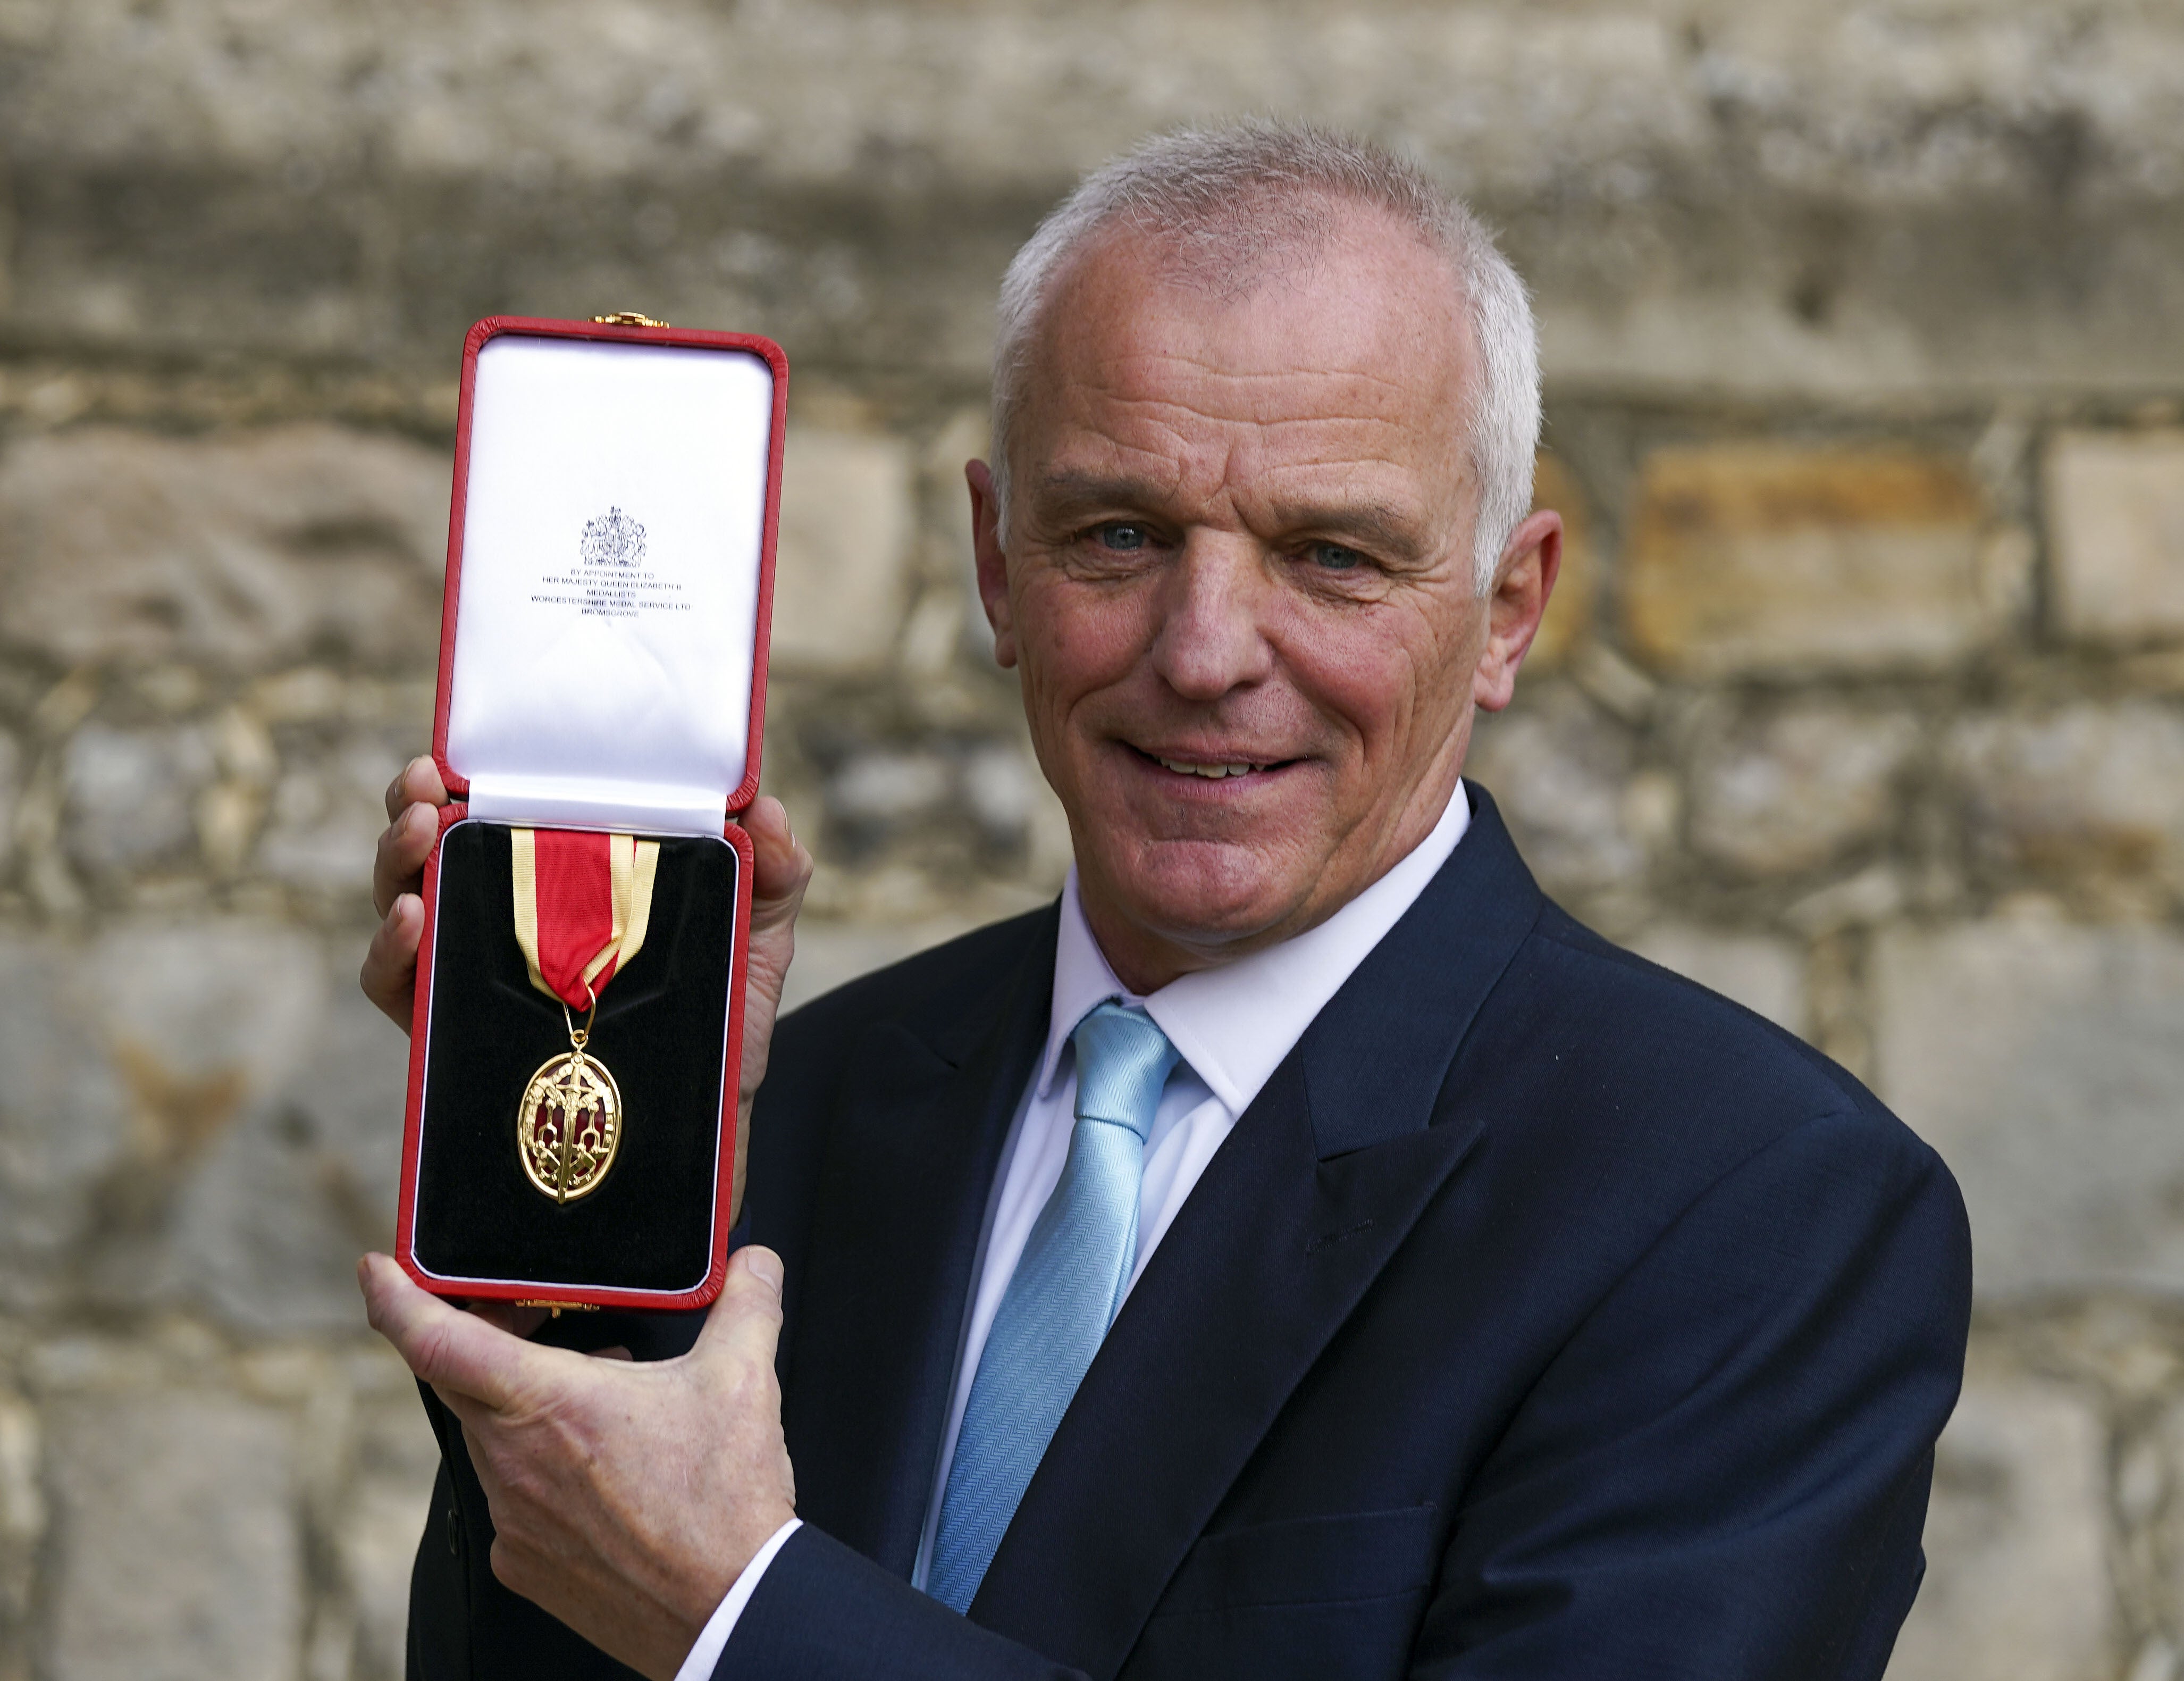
<box><xmin>432</xmin><ymin>317</ymin><xmax>787</xmax><ymax>835</ymax></box>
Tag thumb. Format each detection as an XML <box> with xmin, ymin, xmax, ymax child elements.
<box><xmin>693</xmin><ymin>1245</ymin><xmax>786</xmax><ymax>1369</ymax></box>
<box><xmin>743</xmin><ymin>797</ymin><xmax>812</xmax><ymax>937</ymax></box>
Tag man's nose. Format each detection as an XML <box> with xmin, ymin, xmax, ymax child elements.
<box><xmin>1148</xmin><ymin>535</ymin><xmax>1276</xmax><ymax>701</ymax></box>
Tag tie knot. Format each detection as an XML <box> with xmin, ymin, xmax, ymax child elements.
<box><xmin>1070</xmin><ymin>1002</ymin><xmax>1180</xmax><ymax>1143</ymax></box>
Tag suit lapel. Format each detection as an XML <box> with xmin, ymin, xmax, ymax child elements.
<box><xmin>969</xmin><ymin>793</ymin><xmax>1544</xmax><ymax>1677</ymax></box>
<box><xmin>782</xmin><ymin>909</ymin><xmax>1056</xmax><ymax>1578</ymax></box>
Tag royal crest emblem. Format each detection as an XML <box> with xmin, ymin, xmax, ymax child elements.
<box><xmin>579</xmin><ymin>506</ymin><xmax>647</xmax><ymax>569</ymax></box>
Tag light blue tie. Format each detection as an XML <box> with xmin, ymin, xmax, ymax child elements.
<box><xmin>927</xmin><ymin>1001</ymin><xmax>1180</xmax><ymax>1613</ymax></box>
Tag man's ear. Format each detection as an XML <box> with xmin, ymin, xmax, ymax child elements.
<box><xmin>966</xmin><ymin>459</ymin><xmax>1018</xmax><ymax>670</ymax></box>
<box><xmin>1473</xmin><ymin>509</ymin><xmax>1563</xmax><ymax>714</ymax></box>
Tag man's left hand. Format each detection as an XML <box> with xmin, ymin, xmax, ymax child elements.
<box><xmin>360</xmin><ymin>1246</ymin><xmax>798</xmax><ymax>1681</ymax></box>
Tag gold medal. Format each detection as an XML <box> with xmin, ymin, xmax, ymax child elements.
<box><xmin>516</xmin><ymin>1000</ymin><xmax>624</xmax><ymax>1203</ymax></box>
<box><xmin>509</xmin><ymin>830</ymin><xmax>659</xmax><ymax>1204</ymax></box>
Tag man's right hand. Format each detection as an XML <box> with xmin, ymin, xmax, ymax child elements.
<box><xmin>362</xmin><ymin>755</ymin><xmax>451</xmax><ymax>1030</ymax></box>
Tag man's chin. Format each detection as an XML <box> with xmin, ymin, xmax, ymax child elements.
<box><xmin>1093</xmin><ymin>843</ymin><xmax>1328</xmax><ymax>959</ymax></box>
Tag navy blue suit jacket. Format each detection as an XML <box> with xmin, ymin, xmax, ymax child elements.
<box><xmin>407</xmin><ymin>788</ymin><xmax>1971</xmax><ymax>1680</ymax></box>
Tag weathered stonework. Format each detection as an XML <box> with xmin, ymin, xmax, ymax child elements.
<box><xmin>772</xmin><ymin>426</ymin><xmax>915</xmax><ymax>674</ymax></box>
<box><xmin>1951</xmin><ymin>704</ymin><xmax>2184</xmax><ymax>908</ymax></box>
<box><xmin>1872</xmin><ymin>918</ymin><xmax>2184</xmax><ymax>1298</ymax></box>
<box><xmin>2</xmin><ymin>3</ymin><xmax>2182</xmax><ymax>1675</ymax></box>
<box><xmin>0</xmin><ymin>427</ymin><xmax>449</xmax><ymax>675</ymax></box>
<box><xmin>43</xmin><ymin>1390</ymin><xmax>305</xmax><ymax>1681</ymax></box>
<box><xmin>2045</xmin><ymin>430</ymin><xmax>2184</xmax><ymax>651</ymax></box>
<box><xmin>1621</xmin><ymin>445</ymin><xmax>1999</xmax><ymax>679</ymax></box>
<box><xmin>1686</xmin><ymin>704</ymin><xmax>1922</xmax><ymax>879</ymax></box>
<box><xmin>1887</xmin><ymin>1353</ymin><xmax>2116</xmax><ymax>1681</ymax></box>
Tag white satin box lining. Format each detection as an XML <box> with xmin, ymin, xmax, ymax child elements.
<box><xmin>443</xmin><ymin>332</ymin><xmax>775</xmax><ymax>837</ymax></box>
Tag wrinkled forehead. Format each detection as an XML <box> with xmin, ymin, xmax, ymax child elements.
<box><xmin>1016</xmin><ymin>212</ymin><xmax>1477</xmax><ymax>500</ymax></box>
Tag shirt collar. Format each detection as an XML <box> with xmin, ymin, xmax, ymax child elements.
<box><xmin>1037</xmin><ymin>781</ymin><xmax>1473</xmax><ymax>1116</ymax></box>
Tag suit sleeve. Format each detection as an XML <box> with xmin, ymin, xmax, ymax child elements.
<box><xmin>717</xmin><ymin>1526</ymin><xmax>1084</xmax><ymax>1679</ymax></box>
<box><xmin>1410</xmin><ymin>1106</ymin><xmax>1972</xmax><ymax>1681</ymax></box>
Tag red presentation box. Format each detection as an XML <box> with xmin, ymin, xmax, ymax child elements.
<box><xmin>395</xmin><ymin>314</ymin><xmax>787</xmax><ymax>1312</ymax></box>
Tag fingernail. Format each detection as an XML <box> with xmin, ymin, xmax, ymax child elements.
<box><xmin>742</xmin><ymin>1248</ymin><xmax>784</xmax><ymax>1293</ymax></box>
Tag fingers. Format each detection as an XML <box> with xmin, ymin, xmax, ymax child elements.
<box><xmin>374</xmin><ymin>797</ymin><xmax>441</xmax><ymax>917</ymax></box>
<box><xmin>360</xmin><ymin>892</ymin><xmax>425</xmax><ymax>1030</ymax></box>
<box><xmin>693</xmin><ymin>1246</ymin><xmax>787</xmax><ymax>1370</ymax></box>
<box><xmin>374</xmin><ymin>756</ymin><xmax>449</xmax><ymax>916</ymax></box>
<box><xmin>384</xmin><ymin>754</ymin><xmax>450</xmax><ymax>824</ymax></box>
<box><xmin>365</xmin><ymin>757</ymin><xmax>447</xmax><ymax>1027</ymax></box>
<box><xmin>358</xmin><ymin>1252</ymin><xmax>534</xmax><ymax>1411</ymax></box>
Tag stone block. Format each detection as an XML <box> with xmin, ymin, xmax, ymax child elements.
<box><xmin>825</xmin><ymin>749</ymin><xmax>952</xmax><ymax>833</ymax></box>
<box><xmin>1688</xmin><ymin>706</ymin><xmax>1921</xmax><ymax>877</ymax></box>
<box><xmin>1464</xmin><ymin>685</ymin><xmax>1646</xmax><ymax>897</ymax></box>
<box><xmin>1950</xmin><ymin>704</ymin><xmax>2184</xmax><ymax>896</ymax></box>
<box><xmin>0</xmin><ymin>1387</ymin><xmax>40</xmax><ymax>1656</ymax></box>
<box><xmin>2045</xmin><ymin>429</ymin><xmax>2184</xmax><ymax>649</ymax></box>
<box><xmin>771</xmin><ymin>427</ymin><xmax>913</xmax><ymax>673</ymax></box>
<box><xmin>74</xmin><ymin>924</ymin><xmax>330</xmax><ymax>1319</ymax></box>
<box><xmin>818</xmin><ymin>737</ymin><xmax>1052</xmax><ymax>867</ymax></box>
<box><xmin>171</xmin><ymin>946</ymin><xmax>413</xmax><ymax>1336</ymax></box>
<box><xmin>1626</xmin><ymin>925</ymin><xmax>1805</xmax><ymax>1033</ymax></box>
<box><xmin>43</xmin><ymin>1391</ymin><xmax>303</xmax><ymax>1681</ymax></box>
<box><xmin>1622</xmin><ymin>445</ymin><xmax>1995</xmax><ymax>678</ymax></box>
<box><xmin>959</xmin><ymin>742</ymin><xmax>1040</xmax><ymax>852</ymax></box>
<box><xmin>1886</xmin><ymin>1356</ymin><xmax>2114</xmax><ymax>1681</ymax></box>
<box><xmin>342</xmin><ymin>1396</ymin><xmax>443</xmax><ymax>1681</ymax></box>
<box><xmin>2163</xmin><ymin>1402</ymin><xmax>2184</xmax><ymax>1653</ymax></box>
<box><xmin>256</xmin><ymin>733</ymin><xmax>407</xmax><ymax>894</ymax></box>
<box><xmin>1524</xmin><ymin>452</ymin><xmax>1596</xmax><ymax>672</ymax></box>
<box><xmin>1872</xmin><ymin>918</ymin><xmax>2184</xmax><ymax>1296</ymax></box>
<box><xmin>0</xmin><ymin>426</ymin><xmax>448</xmax><ymax>674</ymax></box>
<box><xmin>0</xmin><ymin>937</ymin><xmax>135</xmax><ymax>1312</ymax></box>
<box><xmin>0</xmin><ymin>729</ymin><xmax>18</xmax><ymax>872</ymax></box>
<box><xmin>61</xmin><ymin>723</ymin><xmax>214</xmax><ymax>879</ymax></box>
<box><xmin>13</xmin><ymin>0</ymin><xmax>2184</xmax><ymax>398</ymax></box>
<box><xmin>0</xmin><ymin>921</ymin><xmax>415</xmax><ymax>1332</ymax></box>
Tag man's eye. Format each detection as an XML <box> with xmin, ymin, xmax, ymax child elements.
<box><xmin>1094</xmin><ymin>523</ymin><xmax>1150</xmax><ymax>553</ymax></box>
<box><xmin>1308</xmin><ymin>542</ymin><xmax>1365</xmax><ymax>571</ymax></box>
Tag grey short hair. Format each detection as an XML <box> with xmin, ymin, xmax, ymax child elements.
<box><xmin>988</xmin><ymin>121</ymin><xmax>1541</xmax><ymax>595</ymax></box>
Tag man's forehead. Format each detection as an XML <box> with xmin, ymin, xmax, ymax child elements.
<box><xmin>1024</xmin><ymin>210</ymin><xmax>1473</xmax><ymax>428</ymax></box>
<box><xmin>1011</xmin><ymin>213</ymin><xmax>1473</xmax><ymax>513</ymax></box>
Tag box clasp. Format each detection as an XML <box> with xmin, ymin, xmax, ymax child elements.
<box><xmin>591</xmin><ymin>311</ymin><xmax>670</xmax><ymax>329</ymax></box>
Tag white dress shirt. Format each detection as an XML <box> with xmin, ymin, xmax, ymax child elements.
<box><xmin>676</xmin><ymin>783</ymin><xmax>1472</xmax><ymax>1679</ymax></box>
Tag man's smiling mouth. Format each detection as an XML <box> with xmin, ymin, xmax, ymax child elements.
<box><xmin>1130</xmin><ymin>746</ymin><xmax>1299</xmax><ymax>781</ymax></box>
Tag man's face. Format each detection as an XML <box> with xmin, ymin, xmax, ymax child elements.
<box><xmin>971</xmin><ymin>206</ymin><xmax>1557</xmax><ymax>990</ymax></box>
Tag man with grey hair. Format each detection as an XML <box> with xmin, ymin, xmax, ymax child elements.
<box><xmin>365</xmin><ymin>121</ymin><xmax>1969</xmax><ymax>1680</ymax></box>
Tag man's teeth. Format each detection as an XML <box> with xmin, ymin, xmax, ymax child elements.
<box><xmin>1156</xmin><ymin>758</ymin><xmax>1266</xmax><ymax>779</ymax></box>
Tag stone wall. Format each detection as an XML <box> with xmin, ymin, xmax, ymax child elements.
<box><xmin>2</xmin><ymin>2</ymin><xmax>2182</xmax><ymax>1676</ymax></box>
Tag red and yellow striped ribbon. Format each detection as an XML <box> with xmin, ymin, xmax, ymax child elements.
<box><xmin>509</xmin><ymin>829</ymin><xmax>660</xmax><ymax>1010</ymax></box>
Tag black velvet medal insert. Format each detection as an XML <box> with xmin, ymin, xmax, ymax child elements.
<box><xmin>413</xmin><ymin>820</ymin><xmax>736</xmax><ymax>1293</ymax></box>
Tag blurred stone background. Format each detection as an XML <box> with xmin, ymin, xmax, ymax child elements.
<box><xmin>0</xmin><ymin>1</ymin><xmax>2181</xmax><ymax>1676</ymax></box>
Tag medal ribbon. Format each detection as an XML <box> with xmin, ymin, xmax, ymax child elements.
<box><xmin>509</xmin><ymin>830</ymin><xmax>661</xmax><ymax>1009</ymax></box>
